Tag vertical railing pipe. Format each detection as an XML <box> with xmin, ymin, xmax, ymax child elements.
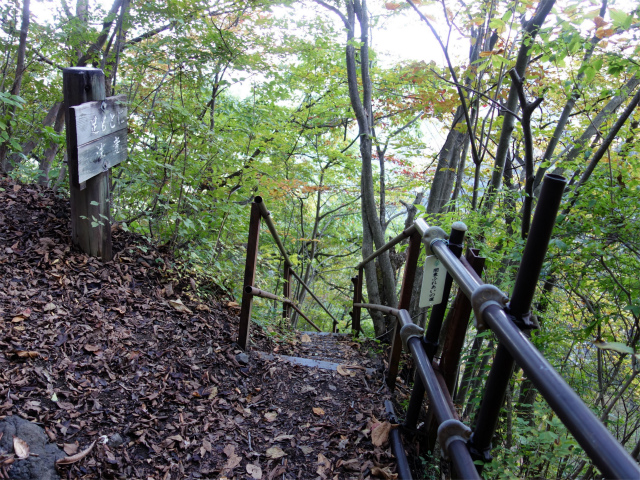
<box><xmin>405</xmin><ymin>223</ymin><xmax>466</xmax><ymax>429</ymax></box>
<box><xmin>469</xmin><ymin>173</ymin><xmax>567</xmax><ymax>466</ymax></box>
<box><xmin>352</xmin><ymin>268</ymin><xmax>363</xmax><ymax>336</ymax></box>
<box><xmin>386</xmin><ymin>230</ymin><xmax>422</xmax><ymax>389</ymax></box>
<box><xmin>283</xmin><ymin>263</ymin><xmax>292</xmax><ymax>321</ymax></box>
<box><xmin>439</xmin><ymin>248</ymin><xmax>485</xmax><ymax>394</ymax></box>
<box><xmin>238</xmin><ymin>202</ymin><xmax>262</xmax><ymax>351</ymax></box>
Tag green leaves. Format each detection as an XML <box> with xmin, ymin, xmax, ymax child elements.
<box><xmin>609</xmin><ymin>9</ymin><xmax>633</xmax><ymax>30</ymax></box>
<box><xmin>0</xmin><ymin>92</ymin><xmax>26</xmax><ymax>109</ymax></box>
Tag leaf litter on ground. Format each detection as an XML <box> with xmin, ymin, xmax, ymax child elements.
<box><xmin>0</xmin><ymin>177</ymin><xmax>401</xmax><ymax>479</ymax></box>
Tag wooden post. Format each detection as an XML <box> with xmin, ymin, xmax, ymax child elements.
<box><xmin>282</xmin><ymin>263</ymin><xmax>291</xmax><ymax>321</ymax></box>
<box><xmin>238</xmin><ymin>202</ymin><xmax>261</xmax><ymax>350</ymax></box>
<box><xmin>386</xmin><ymin>230</ymin><xmax>422</xmax><ymax>390</ymax></box>
<box><xmin>63</xmin><ymin>67</ymin><xmax>112</xmax><ymax>261</ymax></box>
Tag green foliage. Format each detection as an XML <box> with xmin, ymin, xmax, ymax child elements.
<box><xmin>3</xmin><ymin>0</ymin><xmax>640</xmax><ymax>474</ymax></box>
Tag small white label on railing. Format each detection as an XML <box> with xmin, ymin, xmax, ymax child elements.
<box><xmin>419</xmin><ymin>255</ymin><xmax>446</xmax><ymax>307</ymax></box>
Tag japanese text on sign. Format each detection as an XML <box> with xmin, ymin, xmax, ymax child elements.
<box><xmin>70</xmin><ymin>95</ymin><xmax>128</xmax><ymax>184</ymax></box>
<box><xmin>419</xmin><ymin>255</ymin><xmax>447</xmax><ymax>308</ymax></box>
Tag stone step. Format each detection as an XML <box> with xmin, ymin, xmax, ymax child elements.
<box><xmin>299</xmin><ymin>331</ymin><xmax>351</xmax><ymax>337</ymax></box>
<box><xmin>255</xmin><ymin>351</ymin><xmax>376</xmax><ymax>375</ymax></box>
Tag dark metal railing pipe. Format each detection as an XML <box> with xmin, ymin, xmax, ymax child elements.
<box><xmin>449</xmin><ymin>440</ymin><xmax>481</xmax><ymax>480</ymax></box>
<box><xmin>470</xmin><ymin>173</ymin><xmax>568</xmax><ymax>463</ymax></box>
<box><xmin>355</xmin><ymin>224</ymin><xmax>417</xmax><ymax>270</ymax></box>
<box><xmin>387</xmin><ymin>230</ymin><xmax>423</xmax><ymax>389</ymax></box>
<box><xmin>289</xmin><ymin>303</ymin><xmax>322</xmax><ymax>332</ymax></box>
<box><xmin>238</xmin><ymin>202</ymin><xmax>262</xmax><ymax>351</ymax></box>
<box><xmin>254</xmin><ymin>197</ymin><xmax>337</xmax><ymax>327</ymax></box>
<box><xmin>468</xmin><ymin>344</ymin><xmax>514</xmax><ymax>463</ymax></box>
<box><xmin>351</xmin><ymin>268</ymin><xmax>363</xmax><ymax>336</ymax></box>
<box><xmin>439</xmin><ymin>249</ymin><xmax>485</xmax><ymax>393</ymax></box>
<box><xmin>423</xmin><ymin>222</ymin><xmax>467</xmax><ymax>360</ymax></box>
<box><xmin>405</xmin><ymin>223</ymin><xmax>466</xmax><ymax>430</ymax></box>
<box><xmin>384</xmin><ymin>400</ymin><xmax>414</xmax><ymax>480</ymax></box>
<box><xmin>359</xmin><ymin>303</ymin><xmax>479</xmax><ymax>479</ymax></box>
<box><xmin>254</xmin><ymin>196</ymin><xmax>293</xmax><ymax>267</ymax></box>
<box><xmin>430</xmin><ymin>240</ymin><xmax>482</xmax><ymax>299</ymax></box>
<box><xmin>245</xmin><ymin>285</ymin><xmax>289</xmax><ymax>303</ymax></box>
<box><xmin>245</xmin><ymin>286</ymin><xmax>322</xmax><ymax>332</ymax></box>
<box><xmin>482</xmin><ymin>304</ymin><xmax>640</xmax><ymax>480</ymax></box>
<box><xmin>283</xmin><ymin>263</ymin><xmax>292</xmax><ymax>320</ymax></box>
<box><xmin>407</xmin><ymin>335</ymin><xmax>480</xmax><ymax>480</ymax></box>
<box><xmin>407</xmin><ymin>337</ymin><xmax>453</xmax><ymax>425</ymax></box>
<box><xmin>355</xmin><ymin>303</ymin><xmax>401</xmax><ymax>319</ymax></box>
<box><xmin>509</xmin><ymin>173</ymin><xmax>567</xmax><ymax>318</ymax></box>
<box><xmin>290</xmin><ymin>269</ymin><xmax>340</xmax><ymax>326</ymax></box>
<box><xmin>460</xmin><ymin>255</ymin><xmax>484</xmax><ymax>286</ymax></box>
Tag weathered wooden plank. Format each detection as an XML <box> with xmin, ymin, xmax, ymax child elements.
<box><xmin>71</xmin><ymin>95</ymin><xmax>127</xmax><ymax>146</ymax></box>
<box><xmin>77</xmin><ymin>129</ymin><xmax>127</xmax><ymax>184</ymax></box>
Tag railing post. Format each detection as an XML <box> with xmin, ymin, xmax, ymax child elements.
<box><xmin>351</xmin><ymin>268</ymin><xmax>363</xmax><ymax>337</ymax></box>
<box><xmin>439</xmin><ymin>249</ymin><xmax>485</xmax><ymax>393</ymax></box>
<box><xmin>405</xmin><ymin>223</ymin><xmax>466</xmax><ymax>428</ymax></box>
<box><xmin>386</xmin><ymin>230</ymin><xmax>422</xmax><ymax>390</ymax></box>
<box><xmin>468</xmin><ymin>173</ymin><xmax>567</xmax><ymax>469</ymax></box>
<box><xmin>283</xmin><ymin>263</ymin><xmax>292</xmax><ymax>321</ymax></box>
<box><xmin>237</xmin><ymin>202</ymin><xmax>261</xmax><ymax>351</ymax></box>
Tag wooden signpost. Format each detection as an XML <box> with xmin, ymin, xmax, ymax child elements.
<box><xmin>63</xmin><ymin>67</ymin><xmax>128</xmax><ymax>261</ymax></box>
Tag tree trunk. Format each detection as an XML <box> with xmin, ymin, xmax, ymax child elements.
<box><xmin>530</xmin><ymin>0</ymin><xmax>607</xmax><ymax>193</ymax></box>
<box><xmin>37</xmin><ymin>103</ymin><xmax>66</xmax><ymax>185</ymax></box>
<box><xmin>0</xmin><ymin>0</ymin><xmax>30</xmax><ymax>173</ymax></box>
<box><xmin>316</xmin><ymin>0</ymin><xmax>397</xmax><ymax>338</ymax></box>
<box><xmin>482</xmin><ymin>0</ymin><xmax>556</xmax><ymax>215</ymax></box>
<box><xmin>534</xmin><ymin>75</ymin><xmax>640</xmax><ymax>193</ymax></box>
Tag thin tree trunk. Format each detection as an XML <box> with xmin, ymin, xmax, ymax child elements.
<box><xmin>481</xmin><ymin>0</ymin><xmax>556</xmax><ymax>215</ymax></box>
<box><xmin>316</xmin><ymin>0</ymin><xmax>396</xmax><ymax>338</ymax></box>
<box><xmin>0</xmin><ymin>0</ymin><xmax>30</xmax><ymax>173</ymax></box>
<box><xmin>37</xmin><ymin>103</ymin><xmax>66</xmax><ymax>185</ymax></box>
<box><xmin>531</xmin><ymin>0</ymin><xmax>608</xmax><ymax>192</ymax></box>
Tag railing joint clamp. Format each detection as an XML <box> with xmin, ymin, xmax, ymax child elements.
<box><xmin>505</xmin><ymin>308</ymin><xmax>540</xmax><ymax>331</ymax></box>
<box><xmin>471</xmin><ymin>284</ymin><xmax>509</xmax><ymax>331</ymax></box>
<box><xmin>400</xmin><ymin>323</ymin><xmax>424</xmax><ymax>351</ymax></box>
<box><xmin>422</xmin><ymin>226</ymin><xmax>448</xmax><ymax>255</ymax></box>
<box><xmin>437</xmin><ymin>419</ymin><xmax>472</xmax><ymax>461</ymax></box>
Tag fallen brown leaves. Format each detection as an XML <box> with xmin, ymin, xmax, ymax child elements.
<box><xmin>12</xmin><ymin>437</ymin><xmax>28</xmax><ymax>459</ymax></box>
<box><xmin>0</xmin><ymin>177</ymin><xmax>398</xmax><ymax>479</ymax></box>
<box><xmin>56</xmin><ymin>440</ymin><xmax>96</xmax><ymax>465</ymax></box>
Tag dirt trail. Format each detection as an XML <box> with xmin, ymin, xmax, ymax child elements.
<box><xmin>0</xmin><ymin>178</ymin><xmax>399</xmax><ymax>479</ymax></box>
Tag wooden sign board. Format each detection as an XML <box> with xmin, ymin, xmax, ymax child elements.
<box><xmin>70</xmin><ymin>94</ymin><xmax>128</xmax><ymax>184</ymax></box>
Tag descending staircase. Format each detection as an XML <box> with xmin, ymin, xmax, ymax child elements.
<box><xmin>256</xmin><ymin>331</ymin><xmax>377</xmax><ymax>374</ymax></box>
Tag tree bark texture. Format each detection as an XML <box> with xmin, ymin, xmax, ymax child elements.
<box><xmin>316</xmin><ymin>0</ymin><xmax>399</xmax><ymax>337</ymax></box>
<box><xmin>0</xmin><ymin>0</ymin><xmax>30</xmax><ymax>173</ymax></box>
<box><xmin>482</xmin><ymin>0</ymin><xmax>556</xmax><ymax>216</ymax></box>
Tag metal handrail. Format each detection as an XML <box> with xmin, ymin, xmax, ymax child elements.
<box><xmin>385</xmin><ymin>400</ymin><xmax>413</xmax><ymax>480</ymax></box>
<box><xmin>426</xmin><ymin>240</ymin><xmax>640</xmax><ymax>478</ymax></box>
<box><xmin>254</xmin><ymin>196</ymin><xmax>340</xmax><ymax>327</ymax></box>
<box><xmin>351</xmin><ymin>173</ymin><xmax>640</xmax><ymax>479</ymax></box>
<box><xmin>255</xmin><ymin>196</ymin><xmax>293</xmax><ymax>267</ymax></box>
<box><xmin>244</xmin><ymin>286</ymin><xmax>322</xmax><ymax>332</ymax></box>
<box><xmin>355</xmin><ymin>224</ymin><xmax>417</xmax><ymax>269</ymax></box>
<box><xmin>358</xmin><ymin>303</ymin><xmax>480</xmax><ymax>480</ymax></box>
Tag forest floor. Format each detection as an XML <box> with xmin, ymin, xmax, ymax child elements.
<box><xmin>0</xmin><ymin>177</ymin><xmax>409</xmax><ymax>480</ymax></box>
